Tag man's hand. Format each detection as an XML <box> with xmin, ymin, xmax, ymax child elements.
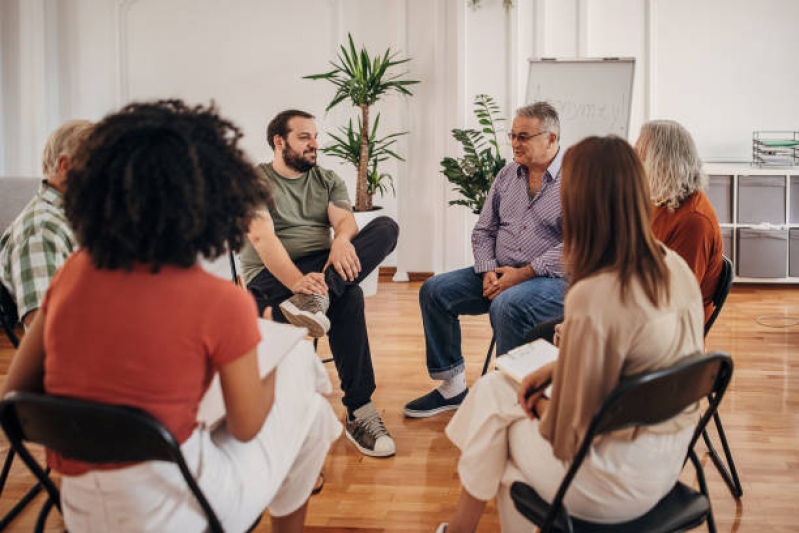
<box><xmin>482</xmin><ymin>271</ymin><xmax>501</xmax><ymax>299</ymax></box>
<box><xmin>487</xmin><ymin>265</ymin><xmax>536</xmax><ymax>301</ymax></box>
<box><xmin>291</xmin><ymin>272</ymin><xmax>328</xmax><ymax>295</ymax></box>
<box><xmin>325</xmin><ymin>237</ymin><xmax>361</xmax><ymax>282</ymax></box>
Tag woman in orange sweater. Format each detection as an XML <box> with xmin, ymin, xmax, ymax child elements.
<box><xmin>636</xmin><ymin>120</ymin><xmax>724</xmax><ymax>324</ymax></box>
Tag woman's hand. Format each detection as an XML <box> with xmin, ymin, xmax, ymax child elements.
<box><xmin>518</xmin><ymin>361</ymin><xmax>556</xmax><ymax>420</ymax></box>
<box><xmin>553</xmin><ymin>322</ymin><xmax>563</xmax><ymax>347</ymax></box>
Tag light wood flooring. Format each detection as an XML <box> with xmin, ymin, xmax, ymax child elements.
<box><xmin>1</xmin><ymin>281</ymin><xmax>798</xmax><ymax>532</ymax></box>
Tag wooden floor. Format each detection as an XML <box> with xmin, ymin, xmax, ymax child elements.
<box><xmin>1</xmin><ymin>281</ymin><xmax>798</xmax><ymax>532</ymax></box>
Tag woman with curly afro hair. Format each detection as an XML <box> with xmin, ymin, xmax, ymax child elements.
<box><xmin>3</xmin><ymin>100</ymin><xmax>342</xmax><ymax>532</ymax></box>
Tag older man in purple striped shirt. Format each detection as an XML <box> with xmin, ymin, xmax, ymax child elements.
<box><xmin>404</xmin><ymin>102</ymin><xmax>568</xmax><ymax>418</ymax></box>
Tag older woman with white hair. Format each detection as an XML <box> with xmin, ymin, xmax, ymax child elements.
<box><xmin>635</xmin><ymin>120</ymin><xmax>723</xmax><ymax>324</ymax></box>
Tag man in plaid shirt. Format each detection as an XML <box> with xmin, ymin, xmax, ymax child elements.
<box><xmin>0</xmin><ymin>120</ymin><xmax>93</xmax><ymax>327</ymax></box>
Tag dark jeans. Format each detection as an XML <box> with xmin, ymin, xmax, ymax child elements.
<box><xmin>419</xmin><ymin>267</ymin><xmax>567</xmax><ymax>380</ymax></box>
<box><xmin>247</xmin><ymin>216</ymin><xmax>399</xmax><ymax>412</ymax></box>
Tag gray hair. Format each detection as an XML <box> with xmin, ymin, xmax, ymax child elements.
<box><xmin>636</xmin><ymin>120</ymin><xmax>706</xmax><ymax>209</ymax></box>
<box><xmin>516</xmin><ymin>101</ymin><xmax>560</xmax><ymax>138</ymax></box>
<box><xmin>41</xmin><ymin>119</ymin><xmax>94</xmax><ymax>177</ymax></box>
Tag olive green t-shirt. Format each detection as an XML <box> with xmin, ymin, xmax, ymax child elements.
<box><xmin>239</xmin><ymin>163</ymin><xmax>351</xmax><ymax>284</ymax></box>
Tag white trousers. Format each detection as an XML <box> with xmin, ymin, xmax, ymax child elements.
<box><xmin>446</xmin><ymin>371</ymin><xmax>694</xmax><ymax>529</ymax></box>
<box><xmin>60</xmin><ymin>341</ymin><xmax>342</xmax><ymax>533</ymax></box>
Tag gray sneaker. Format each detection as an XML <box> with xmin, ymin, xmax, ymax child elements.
<box><xmin>345</xmin><ymin>402</ymin><xmax>396</xmax><ymax>458</ymax></box>
<box><xmin>279</xmin><ymin>293</ymin><xmax>331</xmax><ymax>337</ymax></box>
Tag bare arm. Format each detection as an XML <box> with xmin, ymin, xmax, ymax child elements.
<box><xmin>2</xmin><ymin>309</ymin><xmax>46</xmax><ymax>396</ymax></box>
<box><xmin>218</xmin><ymin>347</ymin><xmax>276</xmax><ymax>442</ymax></box>
<box><xmin>325</xmin><ymin>201</ymin><xmax>361</xmax><ymax>281</ymax></box>
<box><xmin>247</xmin><ymin>210</ymin><xmax>327</xmax><ymax>295</ymax></box>
<box><xmin>21</xmin><ymin>309</ymin><xmax>38</xmax><ymax>328</ymax></box>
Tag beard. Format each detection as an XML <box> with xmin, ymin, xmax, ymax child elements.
<box><xmin>283</xmin><ymin>141</ymin><xmax>317</xmax><ymax>173</ymax></box>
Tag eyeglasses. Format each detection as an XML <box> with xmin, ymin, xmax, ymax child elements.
<box><xmin>508</xmin><ymin>131</ymin><xmax>548</xmax><ymax>142</ymax></box>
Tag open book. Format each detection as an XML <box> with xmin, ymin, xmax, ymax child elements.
<box><xmin>197</xmin><ymin>319</ymin><xmax>308</xmax><ymax>427</ymax></box>
<box><xmin>495</xmin><ymin>339</ymin><xmax>559</xmax><ymax>393</ymax></box>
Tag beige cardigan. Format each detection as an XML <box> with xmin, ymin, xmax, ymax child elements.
<box><xmin>540</xmin><ymin>248</ymin><xmax>704</xmax><ymax>461</ymax></box>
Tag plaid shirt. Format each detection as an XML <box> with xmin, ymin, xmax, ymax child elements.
<box><xmin>472</xmin><ymin>149</ymin><xmax>564</xmax><ymax>277</ymax></box>
<box><xmin>0</xmin><ymin>182</ymin><xmax>76</xmax><ymax>320</ymax></box>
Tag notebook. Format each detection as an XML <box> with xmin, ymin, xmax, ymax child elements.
<box><xmin>197</xmin><ymin>319</ymin><xmax>308</xmax><ymax>427</ymax></box>
<box><xmin>494</xmin><ymin>339</ymin><xmax>559</xmax><ymax>390</ymax></box>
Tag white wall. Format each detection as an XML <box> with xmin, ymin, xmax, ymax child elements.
<box><xmin>2</xmin><ymin>0</ymin><xmax>798</xmax><ymax>273</ymax></box>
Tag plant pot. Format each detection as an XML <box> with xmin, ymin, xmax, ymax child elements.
<box><xmin>353</xmin><ymin>207</ymin><xmax>385</xmax><ymax>297</ymax></box>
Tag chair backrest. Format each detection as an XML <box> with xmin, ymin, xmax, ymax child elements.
<box><xmin>704</xmin><ymin>255</ymin><xmax>734</xmax><ymax>336</ymax></box>
<box><xmin>0</xmin><ymin>392</ymin><xmax>223</xmax><ymax>532</ymax></box>
<box><xmin>542</xmin><ymin>352</ymin><xmax>733</xmax><ymax>530</ymax></box>
<box><xmin>0</xmin><ymin>282</ymin><xmax>20</xmax><ymax>348</ymax></box>
<box><xmin>591</xmin><ymin>351</ymin><xmax>733</xmax><ymax>436</ymax></box>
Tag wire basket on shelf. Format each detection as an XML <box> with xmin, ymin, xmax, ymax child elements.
<box><xmin>752</xmin><ymin>131</ymin><xmax>799</xmax><ymax>167</ymax></box>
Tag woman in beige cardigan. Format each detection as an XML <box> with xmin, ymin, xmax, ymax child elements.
<box><xmin>436</xmin><ymin>136</ymin><xmax>705</xmax><ymax>532</ymax></box>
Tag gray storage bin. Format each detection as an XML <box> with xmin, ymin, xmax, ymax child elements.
<box><xmin>737</xmin><ymin>228</ymin><xmax>787</xmax><ymax>278</ymax></box>
<box><xmin>720</xmin><ymin>227</ymin><xmax>733</xmax><ymax>262</ymax></box>
<box><xmin>791</xmin><ymin>229</ymin><xmax>799</xmax><ymax>277</ymax></box>
<box><xmin>737</xmin><ymin>176</ymin><xmax>785</xmax><ymax>224</ymax></box>
<box><xmin>791</xmin><ymin>176</ymin><xmax>799</xmax><ymax>223</ymax></box>
<box><xmin>707</xmin><ymin>175</ymin><xmax>733</xmax><ymax>224</ymax></box>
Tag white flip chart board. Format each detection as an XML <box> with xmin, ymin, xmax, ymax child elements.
<box><xmin>525</xmin><ymin>58</ymin><xmax>635</xmax><ymax>149</ymax></box>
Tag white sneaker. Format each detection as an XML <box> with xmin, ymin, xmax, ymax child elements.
<box><xmin>345</xmin><ymin>402</ymin><xmax>396</xmax><ymax>458</ymax></box>
<box><xmin>279</xmin><ymin>293</ymin><xmax>331</xmax><ymax>337</ymax></box>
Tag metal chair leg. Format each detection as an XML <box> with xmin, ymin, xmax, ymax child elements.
<box><xmin>689</xmin><ymin>449</ymin><xmax>716</xmax><ymax>533</ymax></box>
<box><xmin>0</xmin><ymin>450</ymin><xmax>47</xmax><ymax>531</ymax></box>
<box><xmin>481</xmin><ymin>336</ymin><xmax>496</xmax><ymax>376</ymax></box>
<box><xmin>315</xmin><ymin>337</ymin><xmax>334</xmax><ymax>364</ymax></box>
<box><xmin>702</xmin><ymin>411</ymin><xmax>743</xmax><ymax>498</ymax></box>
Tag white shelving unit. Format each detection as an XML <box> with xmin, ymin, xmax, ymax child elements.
<box><xmin>705</xmin><ymin>163</ymin><xmax>799</xmax><ymax>284</ymax></box>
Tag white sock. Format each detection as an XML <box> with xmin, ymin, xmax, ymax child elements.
<box><xmin>437</xmin><ymin>372</ymin><xmax>467</xmax><ymax>399</ymax></box>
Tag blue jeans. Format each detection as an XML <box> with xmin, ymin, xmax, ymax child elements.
<box><xmin>419</xmin><ymin>266</ymin><xmax>567</xmax><ymax>380</ymax></box>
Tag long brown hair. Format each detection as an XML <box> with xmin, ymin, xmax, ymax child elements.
<box><xmin>561</xmin><ymin>136</ymin><xmax>670</xmax><ymax>306</ymax></box>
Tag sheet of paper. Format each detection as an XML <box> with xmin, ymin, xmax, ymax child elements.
<box><xmin>197</xmin><ymin>319</ymin><xmax>308</xmax><ymax>427</ymax></box>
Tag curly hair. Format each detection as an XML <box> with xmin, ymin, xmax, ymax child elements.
<box><xmin>65</xmin><ymin>100</ymin><xmax>271</xmax><ymax>271</ymax></box>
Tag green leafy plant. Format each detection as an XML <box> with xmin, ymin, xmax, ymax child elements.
<box><xmin>441</xmin><ymin>94</ymin><xmax>507</xmax><ymax>214</ymax></box>
<box><xmin>322</xmin><ymin>113</ymin><xmax>407</xmax><ymax>200</ymax></box>
<box><xmin>304</xmin><ymin>33</ymin><xmax>419</xmax><ymax>211</ymax></box>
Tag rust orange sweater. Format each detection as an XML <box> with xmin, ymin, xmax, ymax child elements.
<box><xmin>652</xmin><ymin>191</ymin><xmax>723</xmax><ymax>324</ymax></box>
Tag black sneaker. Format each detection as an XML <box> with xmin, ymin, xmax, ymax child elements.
<box><xmin>403</xmin><ymin>388</ymin><xmax>468</xmax><ymax>418</ymax></box>
<box><xmin>279</xmin><ymin>293</ymin><xmax>331</xmax><ymax>337</ymax></box>
<box><xmin>345</xmin><ymin>402</ymin><xmax>396</xmax><ymax>458</ymax></box>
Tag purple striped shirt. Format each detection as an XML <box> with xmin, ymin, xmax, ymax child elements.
<box><xmin>472</xmin><ymin>149</ymin><xmax>564</xmax><ymax>277</ymax></box>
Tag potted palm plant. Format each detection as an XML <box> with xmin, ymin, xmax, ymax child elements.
<box><xmin>304</xmin><ymin>33</ymin><xmax>419</xmax><ymax>212</ymax></box>
<box><xmin>318</xmin><ymin>114</ymin><xmax>407</xmax><ymax>297</ymax></box>
<box><xmin>322</xmin><ymin>113</ymin><xmax>407</xmax><ymax>202</ymax></box>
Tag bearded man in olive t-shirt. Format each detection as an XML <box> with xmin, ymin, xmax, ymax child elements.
<box><xmin>240</xmin><ymin>109</ymin><xmax>399</xmax><ymax>458</ymax></box>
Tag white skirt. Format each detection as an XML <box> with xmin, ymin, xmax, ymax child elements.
<box><xmin>60</xmin><ymin>341</ymin><xmax>342</xmax><ymax>533</ymax></box>
<box><xmin>446</xmin><ymin>371</ymin><xmax>694</xmax><ymax>529</ymax></box>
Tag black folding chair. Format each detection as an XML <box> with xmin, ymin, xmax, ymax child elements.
<box><xmin>0</xmin><ymin>284</ymin><xmax>49</xmax><ymax>531</ymax></box>
<box><xmin>701</xmin><ymin>256</ymin><xmax>742</xmax><ymax>498</ymax></box>
<box><xmin>0</xmin><ymin>392</ymin><xmax>232</xmax><ymax>533</ymax></box>
<box><xmin>511</xmin><ymin>351</ymin><xmax>733</xmax><ymax>533</ymax></box>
